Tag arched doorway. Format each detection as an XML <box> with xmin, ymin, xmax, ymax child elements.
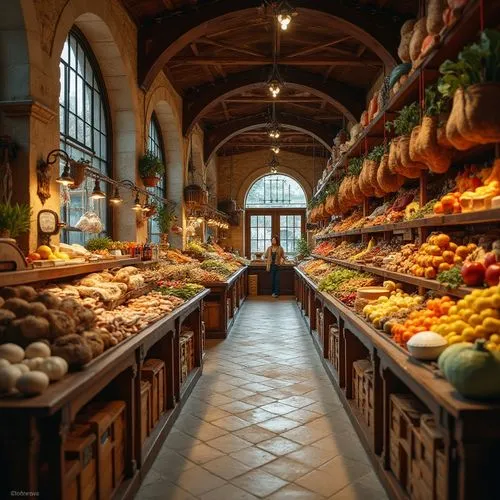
<box><xmin>245</xmin><ymin>174</ymin><xmax>307</xmax><ymax>259</ymax></box>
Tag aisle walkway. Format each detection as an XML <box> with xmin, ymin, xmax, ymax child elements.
<box><xmin>136</xmin><ymin>298</ymin><xmax>387</xmax><ymax>500</ymax></box>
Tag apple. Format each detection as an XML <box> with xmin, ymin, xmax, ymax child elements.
<box><xmin>27</xmin><ymin>252</ymin><xmax>41</xmax><ymax>261</ymax></box>
<box><xmin>483</xmin><ymin>252</ymin><xmax>498</xmax><ymax>268</ymax></box>
<box><xmin>485</xmin><ymin>264</ymin><xmax>500</xmax><ymax>286</ymax></box>
<box><xmin>461</xmin><ymin>261</ymin><xmax>486</xmax><ymax>286</ymax></box>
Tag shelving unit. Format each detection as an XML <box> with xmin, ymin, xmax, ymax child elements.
<box><xmin>0</xmin><ymin>259</ymin><xmax>208</xmax><ymax>500</ymax></box>
<box><xmin>294</xmin><ymin>267</ymin><xmax>500</xmax><ymax>500</ymax></box>
<box><xmin>203</xmin><ymin>266</ymin><xmax>248</xmax><ymax>339</ymax></box>
<box><xmin>311</xmin><ymin>254</ymin><xmax>474</xmax><ymax>298</ymax></box>
<box><xmin>313</xmin><ymin>0</ymin><xmax>500</xmax><ymax>200</ymax></box>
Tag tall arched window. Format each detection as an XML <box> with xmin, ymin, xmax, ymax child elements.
<box><xmin>147</xmin><ymin>114</ymin><xmax>166</xmax><ymax>243</ymax></box>
<box><xmin>59</xmin><ymin>28</ymin><xmax>111</xmax><ymax>244</ymax></box>
<box><xmin>245</xmin><ymin>174</ymin><xmax>307</xmax><ymax>258</ymax></box>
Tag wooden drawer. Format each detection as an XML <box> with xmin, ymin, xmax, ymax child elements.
<box><xmin>419</xmin><ymin>414</ymin><xmax>444</xmax><ymax>470</ymax></box>
<box><xmin>203</xmin><ymin>300</ymin><xmax>221</xmax><ymax>331</ymax></box>
<box><xmin>64</xmin><ymin>424</ymin><xmax>97</xmax><ymax>500</ymax></box>
<box><xmin>142</xmin><ymin>359</ymin><xmax>166</xmax><ymax>427</ymax></box>
<box><xmin>76</xmin><ymin>401</ymin><xmax>126</xmax><ymax>500</ymax></box>
<box><xmin>140</xmin><ymin>381</ymin><xmax>152</xmax><ymax>446</ymax></box>
<box><xmin>390</xmin><ymin>394</ymin><xmax>426</xmax><ymax>451</ymax></box>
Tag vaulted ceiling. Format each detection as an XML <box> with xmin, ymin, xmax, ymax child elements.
<box><xmin>122</xmin><ymin>0</ymin><xmax>417</xmax><ymax>157</ymax></box>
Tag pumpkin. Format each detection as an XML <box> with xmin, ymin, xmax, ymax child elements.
<box><xmin>441</xmin><ymin>340</ymin><xmax>500</xmax><ymax>400</ymax></box>
<box><xmin>438</xmin><ymin>342</ymin><xmax>471</xmax><ymax>373</ymax></box>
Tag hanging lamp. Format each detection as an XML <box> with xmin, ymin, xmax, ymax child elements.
<box><xmin>266</xmin><ymin>11</ymin><xmax>285</xmax><ymax>98</ymax></box>
<box><xmin>56</xmin><ymin>164</ymin><xmax>75</xmax><ymax>186</ymax></box>
<box><xmin>90</xmin><ymin>178</ymin><xmax>106</xmax><ymax>199</ymax></box>
<box><xmin>132</xmin><ymin>192</ymin><xmax>142</xmax><ymax>211</ymax></box>
<box><xmin>109</xmin><ymin>186</ymin><xmax>122</xmax><ymax>204</ymax></box>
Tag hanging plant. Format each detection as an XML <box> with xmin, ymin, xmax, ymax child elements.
<box><xmin>154</xmin><ymin>202</ymin><xmax>177</xmax><ymax>235</ymax></box>
<box><xmin>139</xmin><ymin>150</ymin><xmax>165</xmax><ymax>187</ymax></box>
<box><xmin>385</xmin><ymin>102</ymin><xmax>421</xmax><ymax>136</ymax></box>
<box><xmin>0</xmin><ymin>203</ymin><xmax>32</xmax><ymax>239</ymax></box>
<box><xmin>439</xmin><ymin>29</ymin><xmax>500</xmax><ymax>149</ymax></box>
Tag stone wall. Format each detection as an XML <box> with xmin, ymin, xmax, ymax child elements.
<box><xmin>0</xmin><ymin>0</ymin><xmax>192</xmax><ymax>251</ymax></box>
<box><xmin>217</xmin><ymin>149</ymin><xmax>321</xmax><ymax>255</ymax></box>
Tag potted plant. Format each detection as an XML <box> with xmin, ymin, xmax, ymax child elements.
<box><xmin>154</xmin><ymin>202</ymin><xmax>177</xmax><ymax>244</ymax></box>
<box><xmin>139</xmin><ymin>150</ymin><xmax>165</xmax><ymax>187</ymax></box>
<box><xmin>0</xmin><ymin>203</ymin><xmax>32</xmax><ymax>240</ymax></box>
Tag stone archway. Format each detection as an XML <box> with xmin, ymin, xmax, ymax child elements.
<box><xmin>51</xmin><ymin>3</ymin><xmax>140</xmax><ymax>241</ymax></box>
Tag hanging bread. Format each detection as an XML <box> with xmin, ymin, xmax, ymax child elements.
<box><xmin>409</xmin><ymin>18</ymin><xmax>428</xmax><ymax>63</ymax></box>
<box><xmin>427</xmin><ymin>0</ymin><xmax>446</xmax><ymax>35</ymax></box>
<box><xmin>398</xmin><ymin>20</ymin><xmax>416</xmax><ymax>63</ymax></box>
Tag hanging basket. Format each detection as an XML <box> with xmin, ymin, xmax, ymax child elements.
<box><xmin>69</xmin><ymin>160</ymin><xmax>87</xmax><ymax>190</ymax></box>
<box><xmin>142</xmin><ymin>176</ymin><xmax>160</xmax><ymax>187</ymax></box>
<box><xmin>184</xmin><ymin>184</ymin><xmax>204</xmax><ymax>206</ymax></box>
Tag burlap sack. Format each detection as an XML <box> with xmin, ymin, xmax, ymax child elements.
<box><xmin>377</xmin><ymin>153</ymin><xmax>405</xmax><ymax>193</ymax></box>
<box><xmin>446</xmin><ymin>87</ymin><xmax>476</xmax><ymax>150</ymax></box>
<box><xmin>388</xmin><ymin>137</ymin><xmax>401</xmax><ymax>174</ymax></box>
<box><xmin>359</xmin><ymin>159</ymin><xmax>376</xmax><ymax>197</ymax></box>
<box><xmin>350</xmin><ymin>175</ymin><xmax>364</xmax><ymax>204</ymax></box>
<box><xmin>418</xmin><ymin>115</ymin><xmax>452</xmax><ymax>173</ymax></box>
<box><xmin>325</xmin><ymin>194</ymin><xmax>336</xmax><ymax>215</ymax></box>
<box><xmin>458</xmin><ymin>83</ymin><xmax>500</xmax><ymax>145</ymax></box>
<box><xmin>399</xmin><ymin>135</ymin><xmax>425</xmax><ymax>177</ymax></box>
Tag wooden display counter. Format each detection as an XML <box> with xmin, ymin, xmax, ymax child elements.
<box><xmin>247</xmin><ymin>264</ymin><xmax>295</xmax><ymax>295</ymax></box>
<box><xmin>0</xmin><ymin>273</ymin><xmax>208</xmax><ymax>499</ymax></box>
<box><xmin>294</xmin><ymin>267</ymin><xmax>500</xmax><ymax>500</ymax></box>
<box><xmin>202</xmin><ymin>266</ymin><xmax>247</xmax><ymax>339</ymax></box>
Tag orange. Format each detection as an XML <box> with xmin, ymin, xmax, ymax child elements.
<box><xmin>455</xmin><ymin>246</ymin><xmax>469</xmax><ymax>259</ymax></box>
<box><xmin>436</xmin><ymin>234</ymin><xmax>451</xmax><ymax>248</ymax></box>
<box><xmin>448</xmin><ymin>242</ymin><xmax>458</xmax><ymax>252</ymax></box>
<box><xmin>432</xmin><ymin>256</ymin><xmax>444</xmax><ymax>268</ymax></box>
<box><xmin>442</xmin><ymin>251</ymin><xmax>455</xmax><ymax>264</ymax></box>
<box><xmin>434</xmin><ymin>202</ymin><xmax>444</xmax><ymax>214</ymax></box>
<box><xmin>425</xmin><ymin>267</ymin><xmax>437</xmax><ymax>279</ymax></box>
<box><xmin>439</xmin><ymin>262</ymin><xmax>451</xmax><ymax>273</ymax></box>
<box><xmin>428</xmin><ymin>245</ymin><xmax>442</xmax><ymax>256</ymax></box>
<box><xmin>467</xmin><ymin>243</ymin><xmax>477</xmax><ymax>252</ymax></box>
<box><xmin>454</xmin><ymin>255</ymin><xmax>463</xmax><ymax>265</ymax></box>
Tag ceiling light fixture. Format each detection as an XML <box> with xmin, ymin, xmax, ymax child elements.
<box><xmin>90</xmin><ymin>178</ymin><xmax>106</xmax><ymax>199</ymax></box>
<box><xmin>132</xmin><ymin>192</ymin><xmax>142</xmax><ymax>211</ymax></box>
<box><xmin>268</xmin><ymin>154</ymin><xmax>280</xmax><ymax>174</ymax></box>
<box><xmin>270</xmin><ymin>142</ymin><xmax>280</xmax><ymax>154</ymax></box>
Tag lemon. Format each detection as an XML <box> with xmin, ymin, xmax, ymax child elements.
<box><xmin>480</xmin><ymin>308</ymin><xmax>499</xmax><ymax>321</ymax></box>
<box><xmin>489</xmin><ymin>334</ymin><xmax>500</xmax><ymax>344</ymax></box>
<box><xmin>445</xmin><ymin>331</ymin><xmax>457</xmax><ymax>340</ymax></box>
<box><xmin>448</xmin><ymin>305</ymin><xmax>458</xmax><ymax>316</ymax></box>
<box><xmin>468</xmin><ymin>314</ymin><xmax>482</xmax><ymax>327</ymax></box>
<box><xmin>458</xmin><ymin>308</ymin><xmax>473</xmax><ymax>321</ymax></box>
<box><xmin>492</xmin><ymin>295</ymin><xmax>500</xmax><ymax>308</ymax></box>
<box><xmin>451</xmin><ymin>320</ymin><xmax>468</xmax><ymax>333</ymax></box>
<box><xmin>456</xmin><ymin>299</ymin><xmax>467</xmax><ymax>309</ymax></box>
<box><xmin>448</xmin><ymin>334</ymin><xmax>466</xmax><ymax>345</ymax></box>
<box><xmin>483</xmin><ymin>317</ymin><xmax>500</xmax><ymax>333</ymax></box>
<box><xmin>474</xmin><ymin>325</ymin><xmax>487</xmax><ymax>338</ymax></box>
<box><xmin>463</xmin><ymin>328</ymin><xmax>475</xmax><ymax>342</ymax></box>
<box><xmin>475</xmin><ymin>298</ymin><xmax>494</xmax><ymax>311</ymax></box>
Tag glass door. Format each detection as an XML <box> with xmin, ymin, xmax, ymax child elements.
<box><xmin>280</xmin><ymin>214</ymin><xmax>303</xmax><ymax>256</ymax></box>
<box><xmin>249</xmin><ymin>215</ymin><xmax>273</xmax><ymax>257</ymax></box>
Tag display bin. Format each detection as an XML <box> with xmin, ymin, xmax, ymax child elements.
<box><xmin>331</xmin><ymin>325</ymin><xmax>340</xmax><ymax>373</ymax></box>
<box><xmin>140</xmin><ymin>381</ymin><xmax>152</xmax><ymax>446</ymax></box>
<box><xmin>76</xmin><ymin>401</ymin><xmax>126</xmax><ymax>500</ymax></box>
<box><xmin>64</xmin><ymin>424</ymin><xmax>97</xmax><ymax>500</ymax></box>
<box><xmin>352</xmin><ymin>359</ymin><xmax>371</xmax><ymax>411</ymax></box>
<box><xmin>141</xmin><ymin>359</ymin><xmax>166</xmax><ymax>428</ymax></box>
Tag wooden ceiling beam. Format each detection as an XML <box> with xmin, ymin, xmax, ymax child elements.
<box><xmin>183</xmin><ymin>67</ymin><xmax>363</xmax><ymax>135</ymax></box>
<box><xmin>138</xmin><ymin>0</ymin><xmax>401</xmax><ymax>88</ymax></box>
<box><xmin>222</xmin><ymin>102</ymin><xmax>231</xmax><ymax>120</ymax></box>
<box><xmin>204</xmin><ymin>112</ymin><xmax>336</xmax><ymax>162</ymax></box>
<box><xmin>190</xmin><ymin>42</ymin><xmax>216</xmax><ymax>82</ymax></box>
<box><xmin>197</xmin><ymin>37</ymin><xmax>266</xmax><ymax>58</ymax></box>
<box><xmin>224</xmin><ymin>98</ymin><xmax>325</xmax><ymax>103</ymax></box>
<box><xmin>170</xmin><ymin>56</ymin><xmax>382</xmax><ymax>66</ymax></box>
<box><xmin>286</xmin><ymin>36</ymin><xmax>352</xmax><ymax>58</ymax></box>
<box><xmin>223</xmin><ymin>142</ymin><xmax>316</xmax><ymax>147</ymax></box>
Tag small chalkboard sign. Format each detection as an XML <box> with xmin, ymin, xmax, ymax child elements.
<box><xmin>38</xmin><ymin>209</ymin><xmax>61</xmax><ymax>245</ymax></box>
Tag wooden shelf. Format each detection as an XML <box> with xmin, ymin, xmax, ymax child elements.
<box><xmin>0</xmin><ymin>257</ymin><xmax>141</xmax><ymax>287</ymax></box>
<box><xmin>315</xmin><ymin>208</ymin><xmax>500</xmax><ymax>240</ymax></box>
<box><xmin>311</xmin><ymin>254</ymin><xmax>473</xmax><ymax>298</ymax></box>
<box><xmin>313</xmin><ymin>0</ymin><xmax>500</xmax><ymax>200</ymax></box>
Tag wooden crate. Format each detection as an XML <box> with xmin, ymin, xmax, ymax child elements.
<box><xmin>363</xmin><ymin>369</ymin><xmax>374</xmax><ymax>430</ymax></box>
<box><xmin>142</xmin><ymin>359</ymin><xmax>166</xmax><ymax>427</ymax></box>
<box><xmin>390</xmin><ymin>394</ymin><xmax>426</xmax><ymax>453</ymax></box>
<box><xmin>140</xmin><ymin>381</ymin><xmax>152</xmax><ymax>446</ymax></box>
<box><xmin>180</xmin><ymin>331</ymin><xmax>194</xmax><ymax>385</ymax></box>
<box><xmin>248</xmin><ymin>274</ymin><xmax>258</xmax><ymax>296</ymax></box>
<box><xmin>76</xmin><ymin>401</ymin><xmax>126</xmax><ymax>500</ymax></box>
<box><xmin>64</xmin><ymin>424</ymin><xmax>97</xmax><ymax>500</ymax></box>
<box><xmin>352</xmin><ymin>359</ymin><xmax>371</xmax><ymax>411</ymax></box>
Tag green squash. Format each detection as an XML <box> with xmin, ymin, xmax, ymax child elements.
<box><xmin>438</xmin><ymin>342</ymin><xmax>471</xmax><ymax>373</ymax></box>
<box><xmin>444</xmin><ymin>340</ymin><xmax>500</xmax><ymax>400</ymax></box>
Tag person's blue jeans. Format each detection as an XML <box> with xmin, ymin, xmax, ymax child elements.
<box><xmin>271</xmin><ymin>264</ymin><xmax>280</xmax><ymax>295</ymax></box>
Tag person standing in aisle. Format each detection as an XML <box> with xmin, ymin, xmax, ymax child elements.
<box><xmin>265</xmin><ymin>235</ymin><xmax>285</xmax><ymax>298</ymax></box>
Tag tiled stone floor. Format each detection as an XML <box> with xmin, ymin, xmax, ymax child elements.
<box><xmin>136</xmin><ymin>297</ymin><xmax>388</xmax><ymax>500</ymax></box>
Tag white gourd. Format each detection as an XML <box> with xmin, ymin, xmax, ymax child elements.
<box><xmin>0</xmin><ymin>359</ymin><xmax>10</xmax><ymax>368</ymax></box>
<box><xmin>16</xmin><ymin>371</ymin><xmax>50</xmax><ymax>396</ymax></box>
<box><xmin>0</xmin><ymin>365</ymin><xmax>23</xmax><ymax>392</ymax></box>
<box><xmin>12</xmin><ymin>363</ymin><xmax>30</xmax><ymax>374</ymax></box>
<box><xmin>22</xmin><ymin>357</ymin><xmax>44</xmax><ymax>371</ymax></box>
<box><xmin>0</xmin><ymin>343</ymin><xmax>25</xmax><ymax>363</ymax></box>
<box><xmin>25</xmin><ymin>342</ymin><xmax>51</xmax><ymax>359</ymax></box>
<box><xmin>38</xmin><ymin>357</ymin><xmax>68</xmax><ymax>381</ymax></box>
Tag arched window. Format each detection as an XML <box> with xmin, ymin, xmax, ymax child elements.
<box><xmin>59</xmin><ymin>28</ymin><xmax>111</xmax><ymax>244</ymax></box>
<box><xmin>245</xmin><ymin>174</ymin><xmax>306</xmax><ymax>258</ymax></box>
<box><xmin>147</xmin><ymin>113</ymin><xmax>166</xmax><ymax>243</ymax></box>
<box><xmin>245</xmin><ymin>174</ymin><xmax>307</xmax><ymax>209</ymax></box>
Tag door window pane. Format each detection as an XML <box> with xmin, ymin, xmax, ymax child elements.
<box><xmin>280</xmin><ymin>214</ymin><xmax>303</xmax><ymax>257</ymax></box>
<box><xmin>250</xmin><ymin>215</ymin><xmax>272</xmax><ymax>256</ymax></box>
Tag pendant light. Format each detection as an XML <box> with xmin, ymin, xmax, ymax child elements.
<box><xmin>90</xmin><ymin>178</ymin><xmax>106</xmax><ymax>199</ymax></box>
<box><xmin>267</xmin><ymin>103</ymin><xmax>280</xmax><ymax>139</ymax></box>
<box><xmin>266</xmin><ymin>14</ymin><xmax>284</xmax><ymax>98</ymax></box>
<box><xmin>109</xmin><ymin>186</ymin><xmax>122</xmax><ymax>204</ymax></box>
<box><xmin>56</xmin><ymin>164</ymin><xmax>75</xmax><ymax>186</ymax></box>
<box><xmin>277</xmin><ymin>1</ymin><xmax>296</xmax><ymax>31</ymax></box>
<box><xmin>268</xmin><ymin>154</ymin><xmax>279</xmax><ymax>174</ymax></box>
<box><xmin>132</xmin><ymin>192</ymin><xmax>142</xmax><ymax>211</ymax></box>
<box><xmin>270</xmin><ymin>142</ymin><xmax>280</xmax><ymax>154</ymax></box>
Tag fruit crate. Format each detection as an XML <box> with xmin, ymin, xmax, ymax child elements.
<box><xmin>389</xmin><ymin>394</ymin><xmax>427</xmax><ymax>494</ymax></box>
<box><xmin>141</xmin><ymin>359</ymin><xmax>166</xmax><ymax>428</ymax></box>
<box><xmin>64</xmin><ymin>424</ymin><xmax>97</xmax><ymax>500</ymax></box>
<box><xmin>352</xmin><ymin>359</ymin><xmax>372</xmax><ymax>412</ymax></box>
<box><xmin>363</xmin><ymin>367</ymin><xmax>374</xmax><ymax>430</ymax></box>
<box><xmin>248</xmin><ymin>274</ymin><xmax>258</xmax><ymax>296</ymax></box>
<box><xmin>76</xmin><ymin>401</ymin><xmax>126</xmax><ymax>500</ymax></box>
<box><xmin>180</xmin><ymin>330</ymin><xmax>195</xmax><ymax>385</ymax></box>
<box><xmin>140</xmin><ymin>381</ymin><xmax>152</xmax><ymax>446</ymax></box>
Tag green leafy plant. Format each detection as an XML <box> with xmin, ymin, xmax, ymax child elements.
<box><xmin>367</xmin><ymin>145</ymin><xmax>385</xmax><ymax>163</ymax></box>
<box><xmin>0</xmin><ymin>203</ymin><xmax>32</xmax><ymax>238</ymax></box>
<box><xmin>154</xmin><ymin>202</ymin><xmax>177</xmax><ymax>234</ymax></box>
<box><xmin>85</xmin><ymin>236</ymin><xmax>112</xmax><ymax>252</ymax></box>
<box><xmin>437</xmin><ymin>266</ymin><xmax>464</xmax><ymax>289</ymax></box>
<box><xmin>438</xmin><ymin>29</ymin><xmax>500</xmax><ymax>99</ymax></box>
<box><xmin>296</xmin><ymin>237</ymin><xmax>311</xmax><ymax>259</ymax></box>
<box><xmin>424</xmin><ymin>84</ymin><xmax>450</xmax><ymax>117</ymax></box>
<box><xmin>385</xmin><ymin>102</ymin><xmax>420</xmax><ymax>136</ymax></box>
<box><xmin>138</xmin><ymin>150</ymin><xmax>165</xmax><ymax>178</ymax></box>
<box><xmin>348</xmin><ymin>157</ymin><xmax>363</xmax><ymax>176</ymax></box>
